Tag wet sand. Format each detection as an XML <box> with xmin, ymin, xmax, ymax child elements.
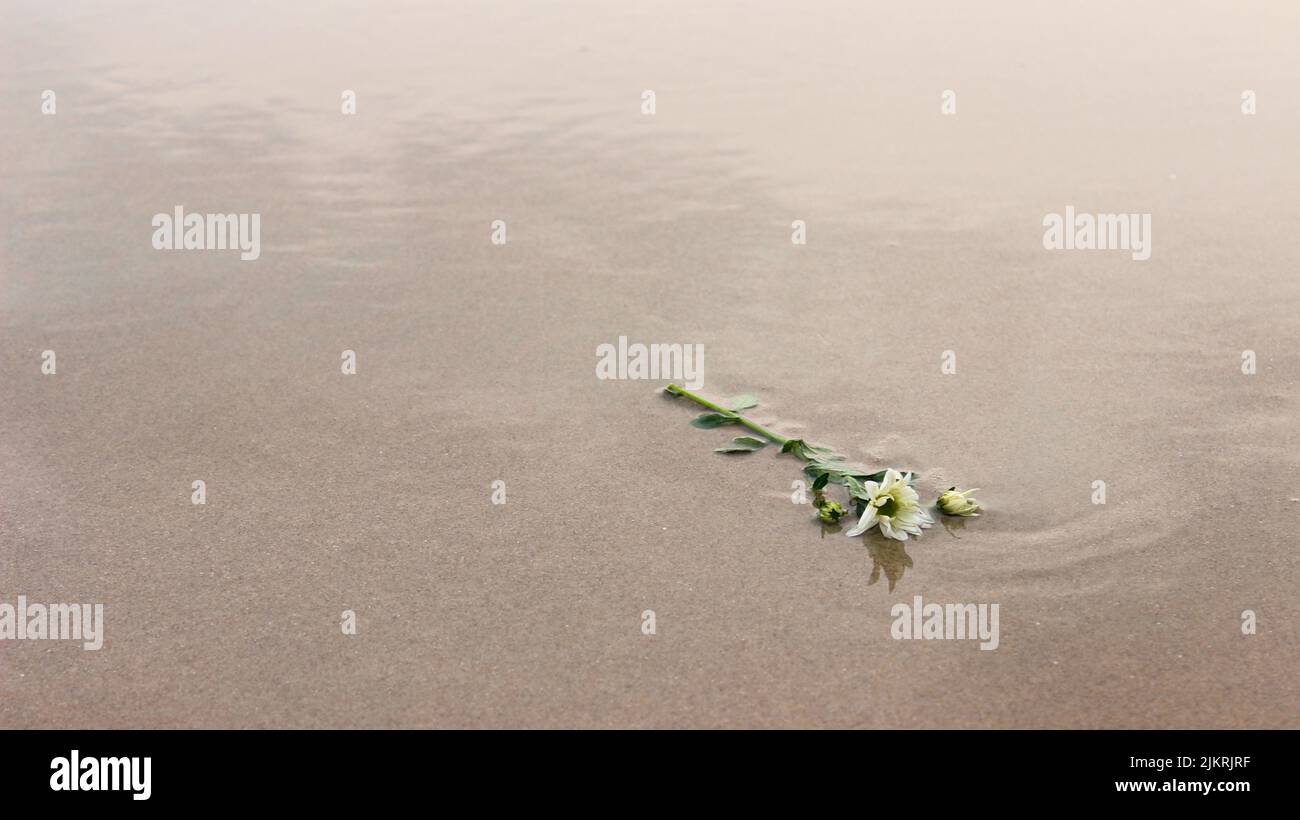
<box><xmin>1</xmin><ymin>1</ymin><xmax>1297</xmax><ymax>727</ymax></box>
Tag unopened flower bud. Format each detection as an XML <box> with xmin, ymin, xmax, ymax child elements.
<box><xmin>937</xmin><ymin>487</ymin><xmax>982</xmax><ymax>517</ymax></box>
<box><xmin>817</xmin><ymin>500</ymin><xmax>845</xmax><ymax>523</ymax></box>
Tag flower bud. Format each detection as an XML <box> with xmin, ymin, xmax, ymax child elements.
<box><xmin>817</xmin><ymin>500</ymin><xmax>846</xmax><ymax>523</ymax></box>
<box><xmin>937</xmin><ymin>487</ymin><xmax>981</xmax><ymax>517</ymax></box>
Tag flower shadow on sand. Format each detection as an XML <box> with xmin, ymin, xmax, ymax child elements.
<box><xmin>939</xmin><ymin>516</ymin><xmax>969</xmax><ymax>538</ymax></box>
<box><xmin>822</xmin><ymin>524</ymin><xmax>915</xmax><ymax>591</ymax></box>
<box><xmin>865</xmin><ymin>537</ymin><xmax>914</xmax><ymax>592</ymax></box>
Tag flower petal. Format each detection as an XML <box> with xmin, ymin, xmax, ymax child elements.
<box><xmin>845</xmin><ymin>510</ymin><xmax>878</xmax><ymax>537</ymax></box>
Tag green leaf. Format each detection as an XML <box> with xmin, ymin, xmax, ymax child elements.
<box><xmin>807</xmin><ymin>469</ymin><xmax>839</xmax><ymax>488</ymax></box>
<box><xmin>727</xmin><ymin>394</ymin><xmax>759</xmax><ymax>411</ymax></box>
<box><xmin>691</xmin><ymin>412</ymin><xmax>736</xmax><ymax>429</ymax></box>
<box><xmin>782</xmin><ymin>439</ymin><xmax>838</xmax><ymax>460</ymax></box>
<box><xmin>811</xmin><ymin>472</ymin><xmax>830</xmax><ymax>491</ymax></box>
<box><xmin>785</xmin><ymin>440</ymin><xmax>920</xmax><ymax>484</ymax></box>
<box><xmin>714</xmin><ymin>435</ymin><xmax>768</xmax><ymax>453</ymax></box>
<box><xmin>804</xmin><ymin>462</ymin><xmax>906</xmax><ymax>486</ymax></box>
<box><xmin>843</xmin><ymin>475</ymin><xmax>869</xmax><ymax>500</ymax></box>
<box><xmin>815</xmin><ymin>458</ymin><xmax>876</xmax><ymax>477</ymax></box>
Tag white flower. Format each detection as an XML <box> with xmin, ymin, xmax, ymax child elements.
<box><xmin>937</xmin><ymin>486</ymin><xmax>982</xmax><ymax>517</ymax></box>
<box><xmin>845</xmin><ymin>469</ymin><xmax>933</xmax><ymax>541</ymax></box>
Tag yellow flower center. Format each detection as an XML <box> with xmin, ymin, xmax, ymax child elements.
<box><xmin>874</xmin><ymin>494</ymin><xmax>899</xmax><ymax>517</ymax></box>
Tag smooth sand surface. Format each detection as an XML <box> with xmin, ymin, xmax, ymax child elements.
<box><xmin>1</xmin><ymin>1</ymin><xmax>1297</xmax><ymax>727</ymax></box>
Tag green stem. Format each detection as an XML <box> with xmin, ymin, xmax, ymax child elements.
<box><xmin>665</xmin><ymin>384</ymin><xmax>790</xmax><ymax>447</ymax></box>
